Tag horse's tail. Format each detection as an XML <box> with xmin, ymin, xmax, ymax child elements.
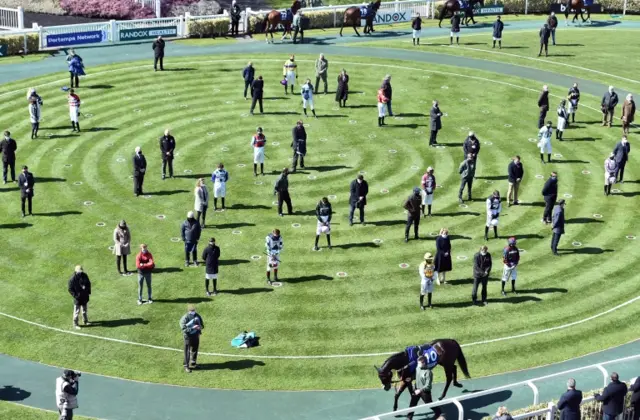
<box><xmin>455</xmin><ymin>340</ymin><xmax>470</xmax><ymax>378</ymax></box>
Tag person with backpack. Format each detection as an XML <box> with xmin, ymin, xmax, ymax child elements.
<box><xmin>300</xmin><ymin>78</ymin><xmax>317</xmax><ymax>118</ymax></box>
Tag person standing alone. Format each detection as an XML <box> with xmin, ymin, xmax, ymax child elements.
<box><xmin>230</xmin><ymin>0</ymin><xmax>242</xmax><ymax>36</ymax></box>
<box><xmin>434</xmin><ymin>228</ymin><xmax>452</xmax><ymax>285</ymax></box>
<box><xmin>538</xmin><ymin>121</ymin><xmax>553</xmax><ymax>164</ymax></box>
<box><xmin>458</xmin><ymin>153</ymin><xmax>476</xmax><ymax>204</ymax></box>
<box><xmin>0</xmin><ymin>131</ymin><xmax>17</xmax><ymax>184</ymax></box>
<box><xmin>594</xmin><ymin>373</ymin><xmax>628</xmax><ymax>420</ymax></box>
<box><xmin>604</xmin><ymin>153</ymin><xmax>618</xmax><ymax>196</ymax></box>
<box><xmin>472</xmin><ymin>245</ymin><xmax>492</xmax><ymax>305</ymax></box>
<box><xmin>421</xmin><ymin>166</ymin><xmax>436</xmax><ymax>217</ymax></box>
<box><xmin>567</xmin><ymin>83</ymin><xmax>580</xmax><ymax>124</ymax></box>
<box><xmin>547</xmin><ymin>12</ymin><xmax>558</xmax><ymax>45</ymax></box>
<box><xmin>381</xmin><ymin>75</ymin><xmax>393</xmax><ymax>117</ymax></box>
<box><xmin>412</xmin><ymin>13</ymin><xmax>422</xmax><ymax>45</ymax></box>
<box><xmin>450</xmin><ymin>14</ymin><xmax>461</xmax><ymax>45</ymax></box>
<box><xmin>251</xmin><ymin>127</ymin><xmax>266</xmax><ymax>175</ymax></box>
<box><xmin>551</xmin><ymin>199</ymin><xmax>565</xmax><ymax>256</ymax></box>
<box><xmin>314</xmin><ymin>197</ymin><xmax>332</xmax><ymax>250</ymax></box>
<box><xmin>242</xmin><ymin>61</ymin><xmax>255</xmax><ymax>100</ymax></box>
<box><xmin>601</xmin><ymin>86</ymin><xmax>618</xmax><ymax>128</ymax></box>
<box><xmin>132</xmin><ymin>146</ymin><xmax>147</xmax><ymax>197</ymax></box>
<box><xmin>113</xmin><ymin>220</ymin><xmax>132</xmax><ymax>276</ymax></box>
<box><xmin>28</xmin><ymin>97</ymin><xmax>41</xmax><ymax>139</ymax></box>
<box><xmin>66</xmin><ymin>50</ymin><xmax>84</xmax><ymax>88</ymax></box>
<box><xmin>250</xmin><ymin>75</ymin><xmax>264</xmax><ymax>114</ymax></box>
<box><xmin>301</xmin><ymin>79</ymin><xmax>317</xmax><ymax>118</ymax></box>
<box><xmin>68</xmin><ymin>88</ymin><xmax>81</xmax><ymax>132</ymax></box>
<box><xmin>136</xmin><ymin>244</ymin><xmax>154</xmax><ymax>305</ymax></box>
<box><xmin>291</xmin><ymin>121</ymin><xmax>307</xmax><ymax>172</ymax></box>
<box><xmin>621</xmin><ymin>93</ymin><xmax>635</xmax><ymax>136</ymax></box>
<box><xmin>67</xmin><ymin>265</ymin><xmax>91</xmax><ymax>330</ymax></box>
<box><xmin>194</xmin><ymin>178</ymin><xmax>209</xmax><ymax>228</ymax></box>
<box><xmin>501</xmin><ymin>237</ymin><xmax>519</xmax><ymax>296</ymax></box>
<box><xmin>538</xmin><ymin>85</ymin><xmax>549</xmax><ymax>129</ymax></box>
<box><xmin>56</xmin><ymin>370</ymin><xmax>80</xmax><ymax>420</ymax></box>
<box><xmin>349</xmin><ymin>174</ymin><xmax>369</xmax><ymax>225</ymax></box>
<box><xmin>201</xmin><ymin>238</ymin><xmax>221</xmax><ymax>296</ymax></box>
<box><xmin>314</xmin><ymin>54</ymin><xmax>328</xmax><ymax>94</ymax></box>
<box><xmin>492</xmin><ymin>15</ymin><xmax>504</xmax><ymax>48</ymax></box>
<box><xmin>152</xmin><ymin>36</ymin><xmax>165</xmax><ymax>71</ymax></box>
<box><xmin>18</xmin><ymin>165</ymin><xmax>34</xmax><ymax>217</ymax></box>
<box><xmin>484</xmin><ymin>190</ymin><xmax>502</xmax><ymax>241</ymax></box>
<box><xmin>429</xmin><ymin>100</ymin><xmax>443</xmax><ymax>146</ymax></box>
<box><xmin>377</xmin><ymin>87</ymin><xmax>389</xmax><ymax>127</ymax></box>
<box><xmin>181</xmin><ymin>211</ymin><xmax>202</xmax><ymax>267</ymax></box>
<box><xmin>507</xmin><ymin>155</ymin><xmax>524</xmax><ymax>206</ymax></box>
<box><xmin>336</xmin><ymin>69</ymin><xmax>349</xmax><ymax>108</ymax></box>
<box><xmin>418</xmin><ymin>253</ymin><xmax>436</xmax><ymax>310</ymax></box>
<box><xmin>283</xmin><ymin>55</ymin><xmax>297</xmax><ymax>95</ymax></box>
<box><xmin>180</xmin><ymin>304</ymin><xmax>204</xmax><ymax>373</ymax></box>
<box><xmin>404</xmin><ymin>187</ymin><xmax>422</xmax><ymax>243</ymax></box>
<box><xmin>274</xmin><ymin>168</ymin><xmax>293</xmax><ymax>216</ymax></box>
<box><xmin>159</xmin><ymin>129</ymin><xmax>175</xmax><ymax>180</ymax></box>
<box><xmin>542</xmin><ymin>171</ymin><xmax>558</xmax><ymax>224</ymax></box>
<box><xmin>211</xmin><ymin>163</ymin><xmax>228</xmax><ymax>211</ymax></box>
<box><xmin>538</xmin><ymin>23</ymin><xmax>551</xmax><ymax>57</ymax></box>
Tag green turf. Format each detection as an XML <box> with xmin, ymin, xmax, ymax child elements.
<box><xmin>0</xmin><ymin>53</ymin><xmax>638</xmax><ymax>391</ymax></box>
<box><xmin>0</xmin><ymin>401</ymin><xmax>93</xmax><ymax>419</ymax></box>
<box><xmin>351</xmin><ymin>25</ymin><xmax>640</xmax><ymax>93</ymax></box>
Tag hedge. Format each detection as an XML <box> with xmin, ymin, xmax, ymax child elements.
<box><xmin>0</xmin><ymin>34</ymin><xmax>39</xmax><ymax>56</ymax></box>
<box><xmin>187</xmin><ymin>18</ymin><xmax>231</xmax><ymax>37</ymax></box>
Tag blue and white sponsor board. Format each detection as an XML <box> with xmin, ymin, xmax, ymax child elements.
<box><xmin>46</xmin><ymin>30</ymin><xmax>108</xmax><ymax>48</ymax></box>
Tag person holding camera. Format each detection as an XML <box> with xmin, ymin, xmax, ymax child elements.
<box><xmin>56</xmin><ymin>369</ymin><xmax>80</xmax><ymax>420</ymax></box>
<box><xmin>180</xmin><ymin>304</ymin><xmax>204</xmax><ymax>373</ymax></box>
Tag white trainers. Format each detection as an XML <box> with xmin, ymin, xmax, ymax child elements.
<box><xmin>73</xmin><ymin>325</ymin><xmax>81</xmax><ymax>330</ymax></box>
<box><xmin>147</xmin><ymin>299</ymin><xmax>153</xmax><ymax>304</ymax></box>
<box><xmin>137</xmin><ymin>300</ymin><xmax>143</xmax><ymax>305</ymax></box>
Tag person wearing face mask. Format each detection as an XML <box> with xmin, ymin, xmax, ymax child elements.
<box><xmin>180</xmin><ymin>304</ymin><xmax>204</xmax><ymax>373</ymax></box>
<box><xmin>485</xmin><ymin>190</ymin><xmax>502</xmax><ymax>241</ymax></box>
<box><xmin>462</xmin><ymin>131</ymin><xmax>480</xmax><ymax>162</ymax></box>
<box><xmin>434</xmin><ymin>228</ymin><xmax>452</xmax><ymax>285</ymax></box>
<box><xmin>458</xmin><ymin>153</ymin><xmax>476</xmax><ymax>204</ymax></box>
<box><xmin>501</xmin><ymin>237</ymin><xmax>519</xmax><ymax>296</ymax></box>
<box><xmin>67</xmin><ymin>265</ymin><xmax>91</xmax><ymax>330</ymax></box>
<box><xmin>407</xmin><ymin>356</ymin><xmax>441</xmax><ymax>420</ymax></box>
<box><xmin>404</xmin><ymin>187</ymin><xmax>422</xmax><ymax>243</ymax></box>
<box><xmin>421</xmin><ymin>166</ymin><xmax>436</xmax><ymax>217</ymax></box>
<box><xmin>604</xmin><ymin>153</ymin><xmax>618</xmax><ymax>196</ymax></box>
<box><xmin>472</xmin><ymin>245</ymin><xmax>492</xmax><ymax>306</ymax></box>
<box><xmin>56</xmin><ymin>369</ymin><xmax>80</xmax><ymax>420</ymax></box>
<box><xmin>135</xmin><ymin>244</ymin><xmax>155</xmax><ymax>305</ymax></box>
<box><xmin>538</xmin><ymin>121</ymin><xmax>553</xmax><ymax>164</ymax></box>
<box><xmin>202</xmin><ymin>238</ymin><xmax>221</xmax><ymax>296</ymax></box>
<box><xmin>132</xmin><ymin>146</ymin><xmax>147</xmax><ymax>197</ymax></box>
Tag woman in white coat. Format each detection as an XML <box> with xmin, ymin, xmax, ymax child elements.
<box><xmin>194</xmin><ymin>178</ymin><xmax>209</xmax><ymax>228</ymax></box>
<box><xmin>538</xmin><ymin>120</ymin><xmax>553</xmax><ymax>164</ymax></box>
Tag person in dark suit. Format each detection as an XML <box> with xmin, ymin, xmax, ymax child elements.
<box><xmin>274</xmin><ymin>168</ymin><xmax>293</xmax><ymax>216</ymax></box>
<box><xmin>551</xmin><ymin>199</ymin><xmax>565</xmax><ymax>256</ymax></box>
<box><xmin>458</xmin><ymin>153</ymin><xmax>476</xmax><ymax>204</ymax></box>
<box><xmin>538</xmin><ymin>85</ymin><xmax>550</xmax><ymax>128</ymax></box>
<box><xmin>349</xmin><ymin>174</ymin><xmax>368</xmax><ymax>226</ymax></box>
<box><xmin>202</xmin><ymin>237</ymin><xmax>221</xmax><ymax>296</ymax></box>
<box><xmin>290</xmin><ymin>120</ymin><xmax>307</xmax><ymax>172</ymax></box>
<box><xmin>335</xmin><ymin>69</ymin><xmax>349</xmax><ymax>108</ymax></box>
<box><xmin>0</xmin><ymin>131</ymin><xmax>17</xmax><ymax>184</ymax></box>
<box><xmin>250</xmin><ymin>75</ymin><xmax>264</xmax><ymax>115</ymax></box>
<box><xmin>152</xmin><ymin>36</ymin><xmax>165</xmax><ymax>71</ymax></box>
<box><xmin>68</xmin><ymin>265</ymin><xmax>91</xmax><ymax>330</ymax></box>
<box><xmin>159</xmin><ymin>129</ymin><xmax>175</xmax><ymax>180</ymax></box>
<box><xmin>230</xmin><ymin>0</ymin><xmax>242</xmax><ymax>35</ymax></box>
<box><xmin>18</xmin><ymin>165</ymin><xmax>34</xmax><ymax>217</ymax></box>
<box><xmin>450</xmin><ymin>14</ymin><xmax>461</xmax><ymax>45</ymax></box>
<box><xmin>557</xmin><ymin>378</ymin><xmax>583</xmax><ymax>420</ymax></box>
<box><xmin>403</xmin><ymin>187</ymin><xmax>422</xmax><ymax>242</ymax></box>
<box><xmin>630</xmin><ymin>376</ymin><xmax>640</xmax><ymax>420</ymax></box>
<box><xmin>601</xmin><ymin>86</ymin><xmax>619</xmax><ymax>128</ymax></box>
<box><xmin>492</xmin><ymin>15</ymin><xmax>504</xmax><ymax>48</ymax></box>
<box><xmin>594</xmin><ymin>372</ymin><xmax>628</xmax><ymax>420</ymax></box>
<box><xmin>132</xmin><ymin>146</ymin><xmax>147</xmax><ymax>197</ymax></box>
<box><xmin>242</xmin><ymin>61</ymin><xmax>255</xmax><ymax>100</ymax></box>
<box><xmin>538</xmin><ymin>23</ymin><xmax>551</xmax><ymax>57</ymax></box>
<box><xmin>507</xmin><ymin>155</ymin><xmax>524</xmax><ymax>206</ymax></box>
<box><xmin>541</xmin><ymin>171</ymin><xmax>557</xmax><ymax>224</ymax></box>
<box><xmin>429</xmin><ymin>100</ymin><xmax>443</xmax><ymax>147</ymax></box>
<box><xmin>472</xmin><ymin>245</ymin><xmax>492</xmax><ymax>305</ymax></box>
<box><xmin>463</xmin><ymin>131</ymin><xmax>481</xmax><ymax>161</ymax></box>
<box><xmin>434</xmin><ymin>228</ymin><xmax>452</xmax><ymax>285</ymax></box>
<box><xmin>613</xmin><ymin>136</ymin><xmax>630</xmax><ymax>183</ymax></box>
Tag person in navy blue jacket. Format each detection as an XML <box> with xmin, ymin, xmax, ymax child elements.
<box><xmin>558</xmin><ymin>378</ymin><xmax>582</xmax><ymax>420</ymax></box>
<box><xmin>492</xmin><ymin>15</ymin><xmax>504</xmax><ymax>49</ymax></box>
<box><xmin>594</xmin><ymin>372</ymin><xmax>628</xmax><ymax>420</ymax></box>
<box><xmin>630</xmin><ymin>376</ymin><xmax>640</xmax><ymax>420</ymax></box>
<box><xmin>242</xmin><ymin>61</ymin><xmax>255</xmax><ymax>100</ymax></box>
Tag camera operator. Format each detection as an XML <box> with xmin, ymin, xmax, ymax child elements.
<box><xmin>56</xmin><ymin>369</ymin><xmax>80</xmax><ymax>419</ymax></box>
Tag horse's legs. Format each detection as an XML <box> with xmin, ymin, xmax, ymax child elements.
<box><xmin>393</xmin><ymin>381</ymin><xmax>407</xmax><ymax>412</ymax></box>
<box><xmin>580</xmin><ymin>8</ymin><xmax>587</xmax><ymax>22</ymax></box>
<box><xmin>340</xmin><ymin>20</ymin><xmax>344</xmax><ymax>36</ymax></box>
<box><xmin>453</xmin><ymin>364</ymin><xmax>463</xmax><ymax>387</ymax></box>
<box><xmin>438</xmin><ymin>12</ymin><xmax>444</xmax><ymax>28</ymax></box>
<box><xmin>439</xmin><ymin>366</ymin><xmax>453</xmax><ymax>400</ymax></box>
<box><xmin>353</xmin><ymin>24</ymin><xmax>360</xmax><ymax>37</ymax></box>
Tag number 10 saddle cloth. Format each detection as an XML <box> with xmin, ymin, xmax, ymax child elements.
<box><xmin>406</xmin><ymin>344</ymin><xmax>440</xmax><ymax>374</ymax></box>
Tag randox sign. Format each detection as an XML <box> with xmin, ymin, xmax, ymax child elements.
<box><xmin>373</xmin><ymin>11</ymin><xmax>410</xmax><ymax>24</ymax></box>
<box><xmin>119</xmin><ymin>26</ymin><xmax>178</xmax><ymax>41</ymax></box>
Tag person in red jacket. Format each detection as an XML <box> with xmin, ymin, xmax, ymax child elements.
<box><xmin>135</xmin><ymin>243</ymin><xmax>155</xmax><ymax>305</ymax></box>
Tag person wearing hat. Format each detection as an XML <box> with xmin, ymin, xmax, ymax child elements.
<box><xmin>501</xmin><ymin>237</ymin><xmax>520</xmax><ymax>296</ymax></box>
<box><xmin>336</xmin><ymin>69</ymin><xmax>349</xmax><ymax>108</ymax></box>
<box><xmin>485</xmin><ymin>190</ymin><xmax>502</xmax><ymax>241</ymax></box>
<box><xmin>458</xmin><ymin>153</ymin><xmax>476</xmax><ymax>204</ymax></box>
<box><xmin>421</xmin><ymin>167</ymin><xmax>436</xmax><ymax>217</ymax></box>
<box><xmin>283</xmin><ymin>55</ymin><xmax>297</xmax><ymax>95</ymax></box>
<box><xmin>381</xmin><ymin>75</ymin><xmax>393</xmax><ymax>117</ymax></box>
<box><xmin>551</xmin><ymin>199</ymin><xmax>566</xmax><ymax>256</ymax></box>
<box><xmin>113</xmin><ymin>220</ymin><xmax>132</xmax><ymax>276</ymax></box>
<box><xmin>377</xmin><ymin>86</ymin><xmax>389</xmax><ymax>127</ymax></box>
<box><xmin>412</xmin><ymin>12</ymin><xmax>422</xmax><ymax>46</ymax></box>
<box><xmin>429</xmin><ymin>100</ymin><xmax>443</xmax><ymax>147</ymax></box>
<box><xmin>181</xmin><ymin>211</ymin><xmax>202</xmax><ymax>267</ymax></box>
<box><xmin>242</xmin><ymin>61</ymin><xmax>255</xmax><ymax>100</ymax></box>
<box><xmin>300</xmin><ymin>78</ymin><xmax>317</xmax><ymax>118</ymax></box>
<box><xmin>265</xmin><ymin>229</ymin><xmax>283</xmax><ymax>285</ymax></box>
<box><xmin>251</xmin><ymin>126</ymin><xmax>267</xmax><ymax>176</ymax></box>
<box><xmin>291</xmin><ymin>120</ymin><xmax>307</xmax><ymax>172</ymax></box>
<box><xmin>567</xmin><ymin>82</ymin><xmax>580</xmax><ymax>124</ymax></box>
<box><xmin>135</xmin><ymin>244</ymin><xmax>155</xmax><ymax>305</ymax></box>
<box><xmin>472</xmin><ymin>245</ymin><xmax>492</xmax><ymax>305</ymax></box>
<box><xmin>18</xmin><ymin>165</ymin><xmax>35</xmax><ymax>218</ymax></box>
<box><xmin>67</xmin><ymin>265</ymin><xmax>91</xmax><ymax>329</ymax></box>
<box><xmin>132</xmin><ymin>146</ymin><xmax>147</xmax><ymax>197</ymax></box>
<box><xmin>604</xmin><ymin>153</ymin><xmax>618</xmax><ymax>196</ymax></box>
<box><xmin>56</xmin><ymin>369</ymin><xmax>80</xmax><ymax>419</ymax></box>
<box><xmin>274</xmin><ymin>168</ymin><xmax>293</xmax><ymax>216</ymax></box>
<box><xmin>537</xmin><ymin>121</ymin><xmax>553</xmax><ymax>164</ymax></box>
<box><xmin>434</xmin><ymin>228</ymin><xmax>452</xmax><ymax>285</ymax></box>
<box><xmin>180</xmin><ymin>304</ymin><xmax>204</xmax><ymax>373</ymax></box>
<box><xmin>250</xmin><ymin>75</ymin><xmax>264</xmax><ymax>115</ymax></box>
<box><xmin>67</xmin><ymin>88</ymin><xmax>81</xmax><ymax>132</ymax></box>
<box><xmin>404</xmin><ymin>187</ymin><xmax>423</xmax><ymax>243</ymax></box>
<box><xmin>211</xmin><ymin>162</ymin><xmax>228</xmax><ymax>211</ymax></box>
<box><xmin>0</xmin><ymin>130</ymin><xmax>17</xmax><ymax>183</ymax></box>
<box><xmin>194</xmin><ymin>178</ymin><xmax>209</xmax><ymax>228</ymax></box>
<box><xmin>492</xmin><ymin>15</ymin><xmax>504</xmax><ymax>49</ymax></box>
<box><xmin>230</xmin><ymin>0</ymin><xmax>242</xmax><ymax>36</ymax></box>
<box><xmin>537</xmin><ymin>85</ymin><xmax>550</xmax><ymax>129</ymax></box>
<box><xmin>66</xmin><ymin>49</ymin><xmax>84</xmax><ymax>88</ymax></box>
<box><xmin>419</xmin><ymin>252</ymin><xmax>436</xmax><ymax>310</ymax></box>
<box><xmin>556</xmin><ymin>100</ymin><xmax>568</xmax><ymax>140</ymax></box>
<box><xmin>201</xmin><ymin>237</ymin><xmax>221</xmax><ymax>296</ymax></box>
<box><xmin>314</xmin><ymin>197</ymin><xmax>332</xmax><ymax>250</ymax></box>
<box><xmin>159</xmin><ymin>128</ymin><xmax>176</xmax><ymax>180</ymax></box>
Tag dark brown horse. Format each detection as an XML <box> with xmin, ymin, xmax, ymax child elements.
<box><xmin>563</xmin><ymin>0</ymin><xmax>593</xmax><ymax>24</ymax></box>
<box><xmin>375</xmin><ymin>339</ymin><xmax>470</xmax><ymax>411</ymax></box>
<box><xmin>438</xmin><ymin>0</ymin><xmax>484</xmax><ymax>27</ymax></box>
<box><xmin>339</xmin><ymin>0</ymin><xmax>381</xmax><ymax>37</ymax></box>
<box><xmin>263</xmin><ymin>0</ymin><xmax>302</xmax><ymax>43</ymax></box>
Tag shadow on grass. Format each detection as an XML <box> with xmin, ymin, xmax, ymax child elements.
<box><xmin>85</xmin><ymin>84</ymin><xmax>114</xmax><ymax>89</ymax></box>
<box><xmin>435</xmin><ymin>295</ymin><xmax>541</xmax><ymax>308</ymax></box>
<box><xmin>367</xmin><ymin>220</ymin><xmax>405</xmax><ymax>226</ymax></box>
<box><xmin>517</xmin><ymin>287</ymin><xmax>568</xmax><ymax>294</ymax></box>
<box><xmin>0</xmin><ymin>222</ymin><xmax>32</xmax><ymax>229</ymax></box>
<box><xmin>476</xmin><ymin>175</ymin><xmax>507</xmax><ymax>181</ymax></box>
<box><xmin>229</xmin><ymin>204</ymin><xmax>271</xmax><ymax>210</ymax></box>
<box><xmin>333</xmin><ymin>242</ymin><xmax>378</xmax><ymax>249</ymax></box>
<box><xmin>154</xmin><ymin>297</ymin><xmax>211</xmax><ymax>304</ymax></box>
<box><xmin>219</xmin><ymin>259</ymin><xmax>251</xmax><ymax>266</ymax></box>
<box><xmin>37</xmin><ymin>177</ymin><xmax>66</xmax><ymax>183</ymax></box>
<box><xmin>220</xmin><ymin>288</ymin><xmax>273</xmax><ymax>295</ymax></box>
<box><xmin>196</xmin><ymin>360</ymin><xmax>266</xmax><ymax>371</ymax></box>
<box><xmin>85</xmin><ymin>318</ymin><xmax>149</xmax><ymax>327</ymax></box>
<box><xmin>0</xmin><ymin>385</ymin><xmax>31</xmax><ymax>402</ymax></box>
<box><xmin>145</xmin><ymin>189</ymin><xmax>189</xmax><ymax>196</ymax></box>
<box><xmin>174</xmin><ymin>173</ymin><xmax>210</xmax><ymax>179</ymax></box>
<box><xmin>566</xmin><ymin>217</ymin><xmax>604</xmax><ymax>224</ymax></box>
<box><xmin>285</xmin><ymin>274</ymin><xmax>334</xmax><ymax>284</ymax></box>
<box><xmin>560</xmin><ymin>247</ymin><xmax>614</xmax><ymax>255</ymax></box>
<box><xmin>33</xmin><ymin>210</ymin><xmax>81</xmax><ymax>217</ymax></box>
<box><xmin>436</xmin><ymin>389</ymin><xmax>513</xmax><ymax>420</ymax></box>
<box><xmin>435</xmin><ymin>211</ymin><xmax>481</xmax><ymax>217</ymax></box>
<box><xmin>215</xmin><ymin>222</ymin><xmax>256</xmax><ymax>229</ymax></box>
<box><xmin>304</xmin><ymin>165</ymin><xmax>352</xmax><ymax>172</ymax></box>
<box><xmin>155</xmin><ymin>267</ymin><xmax>183</xmax><ymax>273</ymax></box>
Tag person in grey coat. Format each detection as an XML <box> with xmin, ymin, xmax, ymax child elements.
<box><xmin>613</xmin><ymin>136</ymin><xmax>630</xmax><ymax>183</ymax></box>
<box><xmin>314</xmin><ymin>54</ymin><xmax>328</xmax><ymax>94</ymax></box>
<box><xmin>492</xmin><ymin>15</ymin><xmax>504</xmax><ymax>48</ymax></box>
<box><xmin>181</xmin><ymin>211</ymin><xmax>202</xmax><ymax>267</ymax></box>
<box><xmin>429</xmin><ymin>100</ymin><xmax>443</xmax><ymax>147</ymax></box>
<box><xmin>551</xmin><ymin>199</ymin><xmax>565</xmax><ymax>256</ymax></box>
<box><xmin>458</xmin><ymin>153</ymin><xmax>476</xmax><ymax>203</ymax></box>
<box><xmin>601</xmin><ymin>86</ymin><xmax>619</xmax><ymax>127</ymax></box>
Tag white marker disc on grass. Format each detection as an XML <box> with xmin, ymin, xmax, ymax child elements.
<box><xmin>251</xmin><ymin>255</ymin><xmax>262</xmax><ymax>260</ymax></box>
<box><xmin>380</xmin><ymin>188</ymin><xmax>389</xmax><ymax>194</ymax></box>
<box><xmin>73</xmin><ymin>181</ymin><xmax>83</xmax><ymax>186</ymax></box>
<box><xmin>170</xmin><ymin>237</ymin><xmax>181</xmax><ymax>242</ymax></box>
<box><xmin>399</xmin><ymin>263</ymin><xmax>410</xmax><ymax>269</ymax></box>
<box><xmin>373</xmin><ymin>239</ymin><xmax>383</xmax><ymax>245</ymax></box>
<box><xmin>183</xmin><ymin>169</ymin><xmax>192</xmax><ymax>174</ymax></box>
<box><xmin>572</xmin><ymin>241</ymin><xmax>582</xmax><ymax>247</ymax></box>
<box><xmin>388</xmin><ymin>149</ymin><xmax>397</xmax><ymax>154</ymax></box>
<box><xmin>237</xmin><ymin>164</ymin><xmax>246</xmax><ymax>168</ymax></box>
<box><xmin>349</xmin><ymin>120</ymin><xmax>357</xmax><ymax>125</ymax></box>
<box><xmin>291</xmin><ymin>223</ymin><xmax>301</xmax><ymax>228</ymax></box>
<box><xmin>232</xmin><ymin>230</ymin><xmax>242</xmax><ymax>235</ymax></box>
<box><xmin>457</xmin><ymin>256</ymin><xmax>468</xmax><ymax>261</ymax></box>
<box><xmin>593</xmin><ymin>214</ymin><xmax>603</xmax><ymax>219</ymax></box>
<box><xmin>328</xmin><ymin>195</ymin><xmax>337</xmax><ymax>200</ymax></box>
<box><xmin>83</xmin><ymin>201</ymin><xmax>94</xmax><ymax>206</ymax></box>
<box><xmin>156</xmin><ymin>215</ymin><xmax>166</xmax><ymax>220</ymax></box>
<box><xmin>319</xmin><ymin>138</ymin><xmax>328</xmax><ymax>142</ymax></box>
<box><xmin>96</xmin><ymin>222</ymin><xmax>106</xmax><ymax>227</ymax></box>
<box><xmin>336</xmin><ymin>272</ymin><xmax>348</xmax><ymax>278</ymax></box>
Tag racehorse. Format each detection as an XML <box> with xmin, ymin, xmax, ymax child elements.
<box><xmin>438</xmin><ymin>0</ymin><xmax>484</xmax><ymax>28</ymax></box>
<box><xmin>339</xmin><ymin>0</ymin><xmax>381</xmax><ymax>37</ymax></box>
<box><xmin>263</xmin><ymin>0</ymin><xmax>302</xmax><ymax>43</ymax></box>
<box><xmin>563</xmin><ymin>0</ymin><xmax>593</xmax><ymax>25</ymax></box>
<box><xmin>374</xmin><ymin>339</ymin><xmax>470</xmax><ymax>411</ymax></box>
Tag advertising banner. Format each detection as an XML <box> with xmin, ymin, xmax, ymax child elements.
<box><xmin>455</xmin><ymin>6</ymin><xmax>504</xmax><ymax>15</ymax></box>
<box><xmin>119</xmin><ymin>26</ymin><xmax>178</xmax><ymax>41</ymax></box>
<box><xmin>549</xmin><ymin>3</ymin><xmax>601</xmax><ymax>13</ymax></box>
<box><xmin>372</xmin><ymin>11</ymin><xmax>411</xmax><ymax>24</ymax></box>
<box><xmin>46</xmin><ymin>30</ymin><xmax>108</xmax><ymax>47</ymax></box>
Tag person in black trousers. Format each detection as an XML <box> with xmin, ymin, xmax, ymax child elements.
<box><xmin>291</xmin><ymin>120</ymin><xmax>307</xmax><ymax>172</ymax></box>
<box><xmin>133</xmin><ymin>146</ymin><xmax>147</xmax><ymax>197</ymax></box>
<box><xmin>538</xmin><ymin>23</ymin><xmax>551</xmax><ymax>57</ymax></box>
<box><xmin>152</xmin><ymin>36</ymin><xmax>165</xmax><ymax>71</ymax></box>
<box><xmin>541</xmin><ymin>171</ymin><xmax>557</xmax><ymax>224</ymax></box>
<box><xmin>630</xmin><ymin>376</ymin><xmax>640</xmax><ymax>420</ymax></box>
<box><xmin>594</xmin><ymin>372</ymin><xmax>628</xmax><ymax>420</ymax></box>
<box><xmin>381</xmin><ymin>75</ymin><xmax>393</xmax><ymax>117</ymax></box>
<box><xmin>274</xmin><ymin>168</ymin><xmax>293</xmax><ymax>216</ymax></box>
<box><xmin>179</xmin><ymin>304</ymin><xmax>204</xmax><ymax>373</ymax></box>
<box><xmin>242</xmin><ymin>61</ymin><xmax>255</xmax><ymax>100</ymax></box>
<box><xmin>551</xmin><ymin>199</ymin><xmax>565</xmax><ymax>255</ymax></box>
<box><xmin>0</xmin><ymin>131</ymin><xmax>17</xmax><ymax>184</ymax></box>
<box><xmin>538</xmin><ymin>85</ymin><xmax>549</xmax><ymax>129</ymax></box>
<box><xmin>230</xmin><ymin>0</ymin><xmax>242</xmax><ymax>36</ymax></box>
<box><xmin>250</xmin><ymin>75</ymin><xmax>264</xmax><ymax>115</ymax></box>
<box><xmin>557</xmin><ymin>378</ymin><xmax>582</xmax><ymax>420</ymax></box>
<box><xmin>429</xmin><ymin>100</ymin><xmax>442</xmax><ymax>146</ymax></box>
<box><xmin>613</xmin><ymin>136</ymin><xmax>630</xmax><ymax>183</ymax></box>
<box><xmin>18</xmin><ymin>165</ymin><xmax>34</xmax><ymax>217</ymax></box>
<box><xmin>181</xmin><ymin>211</ymin><xmax>202</xmax><ymax>267</ymax></box>
<box><xmin>349</xmin><ymin>174</ymin><xmax>369</xmax><ymax>226</ymax></box>
<box><xmin>201</xmin><ymin>237</ymin><xmax>220</xmax><ymax>296</ymax></box>
<box><xmin>403</xmin><ymin>187</ymin><xmax>422</xmax><ymax>242</ymax></box>
<box><xmin>472</xmin><ymin>245</ymin><xmax>492</xmax><ymax>305</ymax></box>
<box><xmin>159</xmin><ymin>129</ymin><xmax>175</xmax><ymax>180</ymax></box>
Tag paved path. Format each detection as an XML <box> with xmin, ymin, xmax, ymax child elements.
<box><xmin>1</xmin><ymin>18</ymin><xmax>639</xmax><ymax>420</ymax></box>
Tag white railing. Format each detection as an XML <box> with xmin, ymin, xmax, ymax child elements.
<box><xmin>361</xmin><ymin>353</ymin><xmax>640</xmax><ymax>420</ymax></box>
<box><xmin>133</xmin><ymin>0</ymin><xmax>161</xmax><ymax>18</ymax></box>
<box><xmin>0</xmin><ymin>6</ymin><xmax>24</xmax><ymax>30</ymax></box>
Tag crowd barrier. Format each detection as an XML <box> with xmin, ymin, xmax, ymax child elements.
<box><xmin>0</xmin><ymin>6</ymin><xmax>24</xmax><ymax>30</ymax></box>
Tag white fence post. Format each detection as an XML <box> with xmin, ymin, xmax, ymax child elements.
<box><xmin>244</xmin><ymin>7</ymin><xmax>250</xmax><ymax>33</ymax></box>
<box><xmin>525</xmin><ymin>0</ymin><xmax>529</xmax><ymax>14</ymax></box>
<box><xmin>595</xmin><ymin>365</ymin><xmax>609</xmax><ymax>388</ymax></box>
<box><xmin>547</xmin><ymin>401</ymin><xmax>556</xmax><ymax>420</ymax></box>
<box><xmin>155</xmin><ymin>0</ymin><xmax>162</xmax><ymax>18</ymax></box>
<box><xmin>526</xmin><ymin>381</ymin><xmax>540</xmax><ymax>405</ymax></box>
<box><xmin>17</xmin><ymin>6</ymin><xmax>24</xmax><ymax>29</ymax></box>
<box><xmin>184</xmin><ymin>12</ymin><xmax>191</xmax><ymax>37</ymax></box>
<box><xmin>452</xmin><ymin>398</ymin><xmax>465</xmax><ymax>420</ymax></box>
<box><xmin>110</xmin><ymin>20</ymin><xmax>117</xmax><ymax>43</ymax></box>
<box><xmin>623</xmin><ymin>0</ymin><xmax>627</xmax><ymax>15</ymax></box>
